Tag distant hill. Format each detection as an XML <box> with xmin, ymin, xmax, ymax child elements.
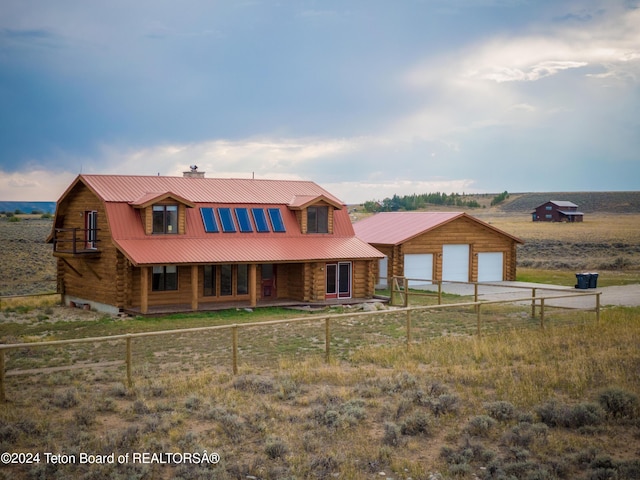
<box><xmin>498</xmin><ymin>192</ymin><xmax>640</xmax><ymax>214</ymax></box>
<box><xmin>0</xmin><ymin>201</ymin><xmax>56</xmax><ymax>214</ymax></box>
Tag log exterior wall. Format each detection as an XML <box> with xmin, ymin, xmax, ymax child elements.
<box><xmin>55</xmin><ymin>183</ymin><xmax>123</xmax><ymax>308</ymax></box>
<box><xmin>372</xmin><ymin>217</ymin><xmax>519</xmax><ymax>283</ymax></box>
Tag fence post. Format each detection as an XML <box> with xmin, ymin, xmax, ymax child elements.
<box><xmin>540</xmin><ymin>298</ymin><xmax>545</xmax><ymax>330</ymax></box>
<box><xmin>125</xmin><ymin>336</ymin><xmax>133</xmax><ymax>388</ymax></box>
<box><xmin>0</xmin><ymin>349</ymin><xmax>5</xmax><ymax>403</ymax></box>
<box><xmin>476</xmin><ymin>303</ymin><xmax>482</xmax><ymax>337</ymax></box>
<box><xmin>596</xmin><ymin>292</ymin><xmax>601</xmax><ymax>324</ymax></box>
<box><xmin>474</xmin><ymin>283</ymin><xmax>479</xmax><ymax>303</ymax></box>
<box><xmin>531</xmin><ymin>288</ymin><xmax>537</xmax><ymax>318</ymax></box>
<box><xmin>325</xmin><ymin>318</ymin><xmax>331</xmax><ymax>363</ymax></box>
<box><xmin>232</xmin><ymin>325</ymin><xmax>238</xmax><ymax>375</ymax></box>
<box><xmin>406</xmin><ymin>309</ymin><xmax>412</xmax><ymax>350</ymax></box>
<box><xmin>438</xmin><ymin>281</ymin><xmax>442</xmax><ymax>305</ymax></box>
<box><xmin>390</xmin><ymin>277</ymin><xmax>396</xmax><ymax>306</ymax></box>
<box><xmin>403</xmin><ymin>277</ymin><xmax>409</xmax><ymax>307</ymax></box>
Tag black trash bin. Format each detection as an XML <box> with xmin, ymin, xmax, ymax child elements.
<box><xmin>575</xmin><ymin>273</ymin><xmax>589</xmax><ymax>289</ymax></box>
<box><xmin>588</xmin><ymin>272</ymin><xmax>599</xmax><ymax>288</ymax></box>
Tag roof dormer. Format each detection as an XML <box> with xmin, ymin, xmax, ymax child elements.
<box><xmin>130</xmin><ymin>192</ymin><xmax>195</xmax><ymax>235</ymax></box>
<box><xmin>288</xmin><ymin>195</ymin><xmax>343</xmax><ymax>234</ymax></box>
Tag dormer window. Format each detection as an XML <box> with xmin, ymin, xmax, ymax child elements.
<box><xmin>307</xmin><ymin>206</ymin><xmax>329</xmax><ymax>233</ymax></box>
<box><xmin>153</xmin><ymin>205</ymin><xmax>178</xmax><ymax>234</ymax></box>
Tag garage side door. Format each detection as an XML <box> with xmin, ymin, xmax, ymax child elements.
<box><xmin>442</xmin><ymin>244</ymin><xmax>469</xmax><ymax>282</ymax></box>
<box><xmin>377</xmin><ymin>256</ymin><xmax>388</xmax><ymax>288</ymax></box>
<box><xmin>477</xmin><ymin>252</ymin><xmax>504</xmax><ymax>282</ymax></box>
<box><xmin>404</xmin><ymin>253</ymin><xmax>433</xmax><ymax>287</ymax></box>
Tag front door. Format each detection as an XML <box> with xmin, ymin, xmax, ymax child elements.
<box><xmin>326</xmin><ymin>262</ymin><xmax>352</xmax><ymax>299</ymax></box>
<box><xmin>261</xmin><ymin>264</ymin><xmax>276</xmax><ymax>298</ymax></box>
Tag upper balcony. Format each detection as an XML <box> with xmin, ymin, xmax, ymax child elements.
<box><xmin>52</xmin><ymin>228</ymin><xmax>102</xmax><ymax>258</ymax></box>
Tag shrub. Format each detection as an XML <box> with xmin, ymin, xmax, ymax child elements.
<box><xmin>132</xmin><ymin>399</ymin><xmax>151</xmax><ymax>415</ymax></box>
<box><xmin>276</xmin><ymin>377</ymin><xmax>301</xmax><ymax>401</ymax></box>
<box><xmin>0</xmin><ymin>423</ymin><xmax>19</xmax><ymax>443</ymax></box>
<box><xmin>382</xmin><ymin>422</ymin><xmax>402</xmax><ymax>447</ymax></box>
<box><xmin>536</xmin><ymin>400</ymin><xmax>604</xmax><ymax>429</ymax></box>
<box><xmin>184</xmin><ymin>395</ymin><xmax>202</xmax><ymax>411</ymax></box>
<box><xmin>8</xmin><ymin>216</ymin><xmax>21</xmax><ymax>222</ymax></box>
<box><xmin>427</xmin><ymin>393</ymin><xmax>461</xmax><ymax>416</ymax></box>
<box><xmin>598</xmin><ymin>388</ymin><xmax>639</xmax><ymax>420</ymax></box>
<box><xmin>232</xmin><ymin>374</ymin><xmax>275</xmax><ymax>394</ymax></box>
<box><xmin>313</xmin><ymin>399</ymin><xmax>366</xmax><ymax>429</ymax></box>
<box><xmin>51</xmin><ymin>388</ymin><xmax>79</xmax><ymax>408</ymax></box>
<box><xmin>400</xmin><ymin>411</ymin><xmax>432</xmax><ymax>436</ymax></box>
<box><xmin>73</xmin><ymin>407</ymin><xmax>96</xmax><ymax>426</ymax></box>
<box><xmin>265</xmin><ymin>437</ymin><xmax>289</xmax><ymax>459</ymax></box>
<box><xmin>485</xmin><ymin>400</ymin><xmax>517</xmax><ymax>421</ymax></box>
<box><xmin>465</xmin><ymin>415</ymin><xmax>496</xmax><ymax>437</ymax></box>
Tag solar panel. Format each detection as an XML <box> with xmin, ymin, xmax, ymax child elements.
<box><xmin>235</xmin><ymin>208</ymin><xmax>253</xmax><ymax>232</ymax></box>
<box><xmin>252</xmin><ymin>208</ymin><xmax>270</xmax><ymax>232</ymax></box>
<box><xmin>268</xmin><ymin>208</ymin><xmax>286</xmax><ymax>232</ymax></box>
<box><xmin>200</xmin><ymin>208</ymin><xmax>218</xmax><ymax>233</ymax></box>
<box><xmin>218</xmin><ymin>208</ymin><xmax>236</xmax><ymax>232</ymax></box>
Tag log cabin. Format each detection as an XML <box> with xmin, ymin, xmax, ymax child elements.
<box><xmin>49</xmin><ymin>170</ymin><xmax>384</xmax><ymax>315</ymax></box>
<box><xmin>353</xmin><ymin>212</ymin><xmax>523</xmax><ymax>287</ymax></box>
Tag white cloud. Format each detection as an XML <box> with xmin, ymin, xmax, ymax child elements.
<box><xmin>0</xmin><ymin>170</ymin><xmax>76</xmax><ymax>201</ymax></box>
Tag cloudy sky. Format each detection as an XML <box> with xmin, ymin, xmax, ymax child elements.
<box><xmin>1</xmin><ymin>0</ymin><xmax>639</xmax><ymax>203</ymax></box>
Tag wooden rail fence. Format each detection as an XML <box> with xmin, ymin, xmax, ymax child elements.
<box><xmin>0</xmin><ymin>290</ymin><xmax>601</xmax><ymax>403</ymax></box>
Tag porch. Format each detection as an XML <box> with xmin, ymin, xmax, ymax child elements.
<box><xmin>123</xmin><ymin>296</ymin><xmax>385</xmax><ymax>317</ymax></box>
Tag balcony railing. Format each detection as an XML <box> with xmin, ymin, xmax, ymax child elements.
<box><xmin>52</xmin><ymin>228</ymin><xmax>101</xmax><ymax>256</ymax></box>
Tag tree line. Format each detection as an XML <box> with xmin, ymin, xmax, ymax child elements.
<box><xmin>363</xmin><ymin>192</ymin><xmax>482</xmax><ymax>212</ymax></box>
<box><xmin>362</xmin><ymin>191</ymin><xmax>510</xmax><ymax>212</ymax></box>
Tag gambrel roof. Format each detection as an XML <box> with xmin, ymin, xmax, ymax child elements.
<box><xmin>57</xmin><ymin>174</ymin><xmax>383</xmax><ymax>266</ymax></box>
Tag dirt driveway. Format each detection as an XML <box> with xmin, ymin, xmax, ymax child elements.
<box><xmin>416</xmin><ymin>281</ymin><xmax>640</xmax><ymax>309</ymax></box>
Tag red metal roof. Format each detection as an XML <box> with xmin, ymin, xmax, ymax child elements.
<box><xmin>81</xmin><ymin>175</ymin><xmax>384</xmax><ymax>266</ymax></box>
<box><xmin>75</xmin><ymin>174</ymin><xmax>344</xmax><ymax>205</ymax></box>
<box><xmin>353</xmin><ymin>211</ymin><xmax>523</xmax><ymax>245</ymax></box>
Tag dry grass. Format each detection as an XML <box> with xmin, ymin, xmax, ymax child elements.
<box><xmin>1</xmin><ymin>305</ymin><xmax>639</xmax><ymax>479</ymax></box>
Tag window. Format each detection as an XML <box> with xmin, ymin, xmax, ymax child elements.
<box><xmin>153</xmin><ymin>205</ymin><xmax>178</xmax><ymax>234</ymax></box>
<box><xmin>235</xmin><ymin>208</ymin><xmax>253</xmax><ymax>232</ymax></box>
<box><xmin>85</xmin><ymin>210</ymin><xmax>98</xmax><ymax>249</ymax></box>
<box><xmin>268</xmin><ymin>208</ymin><xmax>286</xmax><ymax>232</ymax></box>
<box><xmin>545</xmin><ymin>205</ymin><xmax>553</xmax><ymax>210</ymax></box>
<box><xmin>252</xmin><ymin>208</ymin><xmax>270</xmax><ymax>232</ymax></box>
<box><xmin>201</xmin><ymin>208</ymin><xmax>219</xmax><ymax>233</ymax></box>
<box><xmin>218</xmin><ymin>208</ymin><xmax>236</xmax><ymax>232</ymax></box>
<box><xmin>545</xmin><ymin>214</ymin><xmax>553</xmax><ymax>219</ymax></box>
<box><xmin>152</xmin><ymin>266</ymin><xmax>178</xmax><ymax>291</ymax></box>
<box><xmin>307</xmin><ymin>206</ymin><xmax>329</xmax><ymax>233</ymax></box>
<box><xmin>220</xmin><ymin>265</ymin><xmax>233</xmax><ymax>295</ymax></box>
<box><xmin>237</xmin><ymin>264</ymin><xmax>248</xmax><ymax>295</ymax></box>
<box><xmin>203</xmin><ymin>265</ymin><xmax>216</xmax><ymax>296</ymax></box>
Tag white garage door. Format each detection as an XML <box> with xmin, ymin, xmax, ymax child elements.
<box><xmin>477</xmin><ymin>252</ymin><xmax>504</xmax><ymax>282</ymax></box>
<box><xmin>442</xmin><ymin>244</ymin><xmax>469</xmax><ymax>282</ymax></box>
<box><xmin>404</xmin><ymin>253</ymin><xmax>433</xmax><ymax>286</ymax></box>
<box><xmin>377</xmin><ymin>256</ymin><xmax>388</xmax><ymax>288</ymax></box>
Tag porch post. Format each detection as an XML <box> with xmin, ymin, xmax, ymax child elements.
<box><xmin>140</xmin><ymin>266</ymin><xmax>149</xmax><ymax>314</ymax></box>
<box><xmin>249</xmin><ymin>264</ymin><xmax>257</xmax><ymax>307</ymax></box>
<box><xmin>191</xmin><ymin>265</ymin><xmax>199</xmax><ymax>311</ymax></box>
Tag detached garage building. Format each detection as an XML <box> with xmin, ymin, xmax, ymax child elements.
<box><xmin>353</xmin><ymin>212</ymin><xmax>524</xmax><ymax>287</ymax></box>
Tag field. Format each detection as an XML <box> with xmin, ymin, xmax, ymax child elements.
<box><xmin>1</xmin><ymin>196</ymin><xmax>640</xmax><ymax>479</ymax></box>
